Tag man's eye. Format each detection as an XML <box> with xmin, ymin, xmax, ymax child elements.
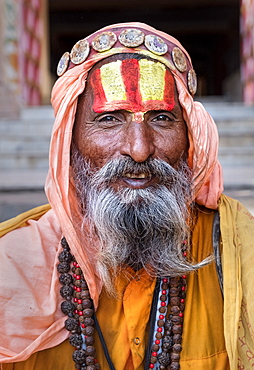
<box><xmin>98</xmin><ymin>115</ymin><xmax>120</xmax><ymax>123</ymax></box>
<box><xmin>152</xmin><ymin>114</ymin><xmax>172</xmax><ymax>122</ymax></box>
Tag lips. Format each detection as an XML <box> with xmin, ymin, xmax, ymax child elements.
<box><xmin>124</xmin><ymin>173</ymin><xmax>149</xmax><ymax>179</ymax></box>
<box><xmin>121</xmin><ymin>172</ymin><xmax>154</xmax><ymax>189</ymax></box>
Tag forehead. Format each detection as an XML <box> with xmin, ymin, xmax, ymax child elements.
<box><xmin>87</xmin><ymin>57</ymin><xmax>176</xmax><ymax>113</ymax></box>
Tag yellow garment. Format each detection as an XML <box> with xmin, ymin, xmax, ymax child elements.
<box><xmin>219</xmin><ymin>195</ymin><xmax>254</xmax><ymax>369</ymax></box>
<box><xmin>1</xmin><ymin>202</ymin><xmax>231</xmax><ymax>369</ymax></box>
<box><xmin>0</xmin><ymin>204</ymin><xmax>51</xmax><ymax>237</ymax></box>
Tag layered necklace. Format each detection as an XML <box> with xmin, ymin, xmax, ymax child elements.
<box><xmin>58</xmin><ymin>237</ymin><xmax>187</xmax><ymax>370</ymax></box>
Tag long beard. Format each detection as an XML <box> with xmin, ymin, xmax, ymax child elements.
<box><xmin>71</xmin><ymin>146</ymin><xmax>211</xmax><ymax>295</ymax></box>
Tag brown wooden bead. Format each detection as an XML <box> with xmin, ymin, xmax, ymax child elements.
<box><xmin>84</xmin><ymin>317</ymin><xmax>94</xmax><ymax>326</ymax></box>
<box><xmin>69</xmin><ymin>334</ymin><xmax>83</xmax><ymax>347</ymax></box>
<box><xmin>150</xmin><ymin>356</ymin><xmax>157</xmax><ymax>364</ymax></box>
<box><xmin>158</xmin><ymin>351</ymin><xmax>170</xmax><ymax>366</ymax></box>
<box><xmin>173</xmin><ymin>334</ymin><xmax>182</xmax><ymax>344</ymax></box>
<box><xmin>86</xmin><ymin>356</ymin><xmax>95</xmax><ymax>365</ymax></box>
<box><xmin>160</xmin><ymin>294</ymin><xmax>167</xmax><ymax>302</ymax></box>
<box><xmin>83</xmin><ymin>308</ymin><xmax>93</xmax><ymax>317</ymax></box>
<box><xmin>162</xmin><ymin>283</ymin><xmax>169</xmax><ymax>290</ymax></box>
<box><xmin>170</xmin><ymin>306</ymin><xmax>180</xmax><ymax>315</ymax></box>
<box><xmin>84</xmin><ymin>326</ymin><xmax>94</xmax><ymax>336</ymax></box>
<box><xmin>65</xmin><ymin>317</ymin><xmax>78</xmax><ymax>331</ymax></box>
<box><xmin>77</xmin><ymin>304</ymin><xmax>83</xmax><ymax>311</ymax></box>
<box><xmin>162</xmin><ymin>341</ymin><xmax>172</xmax><ymax>351</ymax></box>
<box><xmin>58</xmin><ymin>250</ymin><xmax>73</xmax><ymax>263</ymax></box>
<box><xmin>159</xmin><ymin>307</ymin><xmax>167</xmax><ymax>313</ymax></box>
<box><xmin>157</xmin><ymin>319</ymin><xmax>164</xmax><ymax>327</ymax></box>
<box><xmin>170</xmin><ymin>297</ymin><xmax>180</xmax><ymax>306</ymax></box>
<box><xmin>85</xmin><ymin>346</ymin><xmax>96</xmax><ymax>356</ymax></box>
<box><xmin>83</xmin><ymin>299</ymin><xmax>92</xmax><ymax>308</ymax></box>
<box><xmin>172</xmin><ymin>344</ymin><xmax>182</xmax><ymax>353</ymax></box>
<box><xmin>171</xmin><ymin>316</ymin><xmax>182</xmax><ymax>324</ymax></box>
<box><xmin>170</xmin><ymin>287</ymin><xmax>180</xmax><ymax>296</ymax></box>
<box><xmin>171</xmin><ymin>352</ymin><xmax>180</xmax><ymax>361</ymax></box>
<box><xmin>75</xmin><ymin>292</ymin><xmax>81</xmax><ymax>299</ymax></box>
<box><xmin>57</xmin><ymin>262</ymin><xmax>70</xmax><ymax>274</ymax></box>
<box><xmin>152</xmin><ymin>344</ymin><xmax>159</xmax><ymax>351</ymax></box>
<box><xmin>164</xmin><ymin>320</ymin><xmax>172</xmax><ymax>331</ymax></box>
<box><xmin>72</xmin><ymin>349</ymin><xmax>86</xmax><ymax>364</ymax></box>
<box><xmin>155</xmin><ymin>332</ymin><xmax>163</xmax><ymax>339</ymax></box>
<box><xmin>81</xmin><ymin>290</ymin><xmax>91</xmax><ymax>299</ymax></box>
<box><xmin>74</xmin><ymin>313</ymin><xmax>79</xmax><ymax>320</ymax></box>
<box><xmin>61</xmin><ymin>301</ymin><xmax>75</xmax><ymax>315</ymax></box>
<box><xmin>75</xmin><ymin>268</ymin><xmax>82</xmax><ymax>275</ymax></box>
<box><xmin>60</xmin><ymin>285</ymin><xmax>73</xmax><ymax>299</ymax></box>
<box><xmin>79</xmin><ymin>316</ymin><xmax>85</xmax><ymax>323</ymax></box>
<box><xmin>169</xmin><ymin>361</ymin><xmax>180</xmax><ymax>370</ymax></box>
<box><xmin>85</xmin><ymin>335</ymin><xmax>94</xmax><ymax>345</ymax></box>
<box><xmin>172</xmin><ymin>325</ymin><xmax>182</xmax><ymax>334</ymax></box>
<box><xmin>74</xmin><ymin>280</ymin><xmax>81</xmax><ymax>287</ymax></box>
<box><xmin>170</xmin><ymin>276</ymin><xmax>181</xmax><ymax>284</ymax></box>
<box><xmin>61</xmin><ymin>237</ymin><xmax>69</xmax><ymax>249</ymax></box>
<box><xmin>59</xmin><ymin>273</ymin><xmax>73</xmax><ymax>285</ymax></box>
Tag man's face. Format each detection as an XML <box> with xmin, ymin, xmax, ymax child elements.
<box><xmin>73</xmin><ymin>57</ymin><xmax>188</xmax><ymax>191</ymax></box>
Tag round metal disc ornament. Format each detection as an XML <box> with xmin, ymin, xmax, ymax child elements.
<box><xmin>92</xmin><ymin>32</ymin><xmax>117</xmax><ymax>52</ymax></box>
<box><xmin>57</xmin><ymin>51</ymin><xmax>70</xmax><ymax>76</ymax></box>
<box><xmin>70</xmin><ymin>39</ymin><xmax>90</xmax><ymax>64</ymax></box>
<box><xmin>119</xmin><ymin>29</ymin><xmax>145</xmax><ymax>47</ymax></box>
<box><xmin>172</xmin><ymin>47</ymin><xmax>187</xmax><ymax>72</ymax></box>
<box><xmin>188</xmin><ymin>69</ymin><xmax>197</xmax><ymax>95</ymax></box>
<box><xmin>144</xmin><ymin>34</ymin><xmax>168</xmax><ymax>55</ymax></box>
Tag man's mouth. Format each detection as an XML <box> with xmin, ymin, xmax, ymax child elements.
<box><xmin>124</xmin><ymin>173</ymin><xmax>150</xmax><ymax>179</ymax></box>
<box><xmin>121</xmin><ymin>172</ymin><xmax>154</xmax><ymax>189</ymax></box>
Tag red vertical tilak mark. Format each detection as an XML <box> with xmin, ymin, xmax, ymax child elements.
<box><xmin>163</xmin><ymin>69</ymin><xmax>175</xmax><ymax>111</ymax></box>
<box><xmin>90</xmin><ymin>69</ymin><xmax>107</xmax><ymax>113</ymax></box>
<box><xmin>121</xmin><ymin>59</ymin><xmax>143</xmax><ymax>111</ymax></box>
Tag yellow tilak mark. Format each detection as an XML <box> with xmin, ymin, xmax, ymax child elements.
<box><xmin>100</xmin><ymin>61</ymin><xmax>126</xmax><ymax>102</ymax></box>
<box><xmin>139</xmin><ymin>59</ymin><xmax>166</xmax><ymax>101</ymax></box>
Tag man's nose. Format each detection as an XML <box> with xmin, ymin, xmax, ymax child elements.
<box><xmin>120</xmin><ymin>121</ymin><xmax>155</xmax><ymax>163</ymax></box>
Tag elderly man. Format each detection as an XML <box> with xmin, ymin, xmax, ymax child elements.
<box><xmin>0</xmin><ymin>23</ymin><xmax>254</xmax><ymax>370</ymax></box>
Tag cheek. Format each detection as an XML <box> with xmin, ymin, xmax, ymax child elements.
<box><xmin>156</xmin><ymin>127</ymin><xmax>188</xmax><ymax>166</ymax></box>
<box><xmin>74</xmin><ymin>129</ymin><xmax>119</xmax><ymax>169</ymax></box>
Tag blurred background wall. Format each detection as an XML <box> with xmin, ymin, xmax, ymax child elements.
<box><xmin>0</xmin><ymin>0</ymin><xmax>253</xmax><ymax>221</ymax></box>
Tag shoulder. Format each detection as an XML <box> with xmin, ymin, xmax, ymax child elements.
<box><xmin>0</xmin><ymin>204</ymin><xmax>62</xmax><ymax>258</ymax></box>
<box><xmin>219</xmin><ymin>193</ymin><xmax>254</xmax><ymax>230</ymax></box>
<box><xmin>0</xmin><ymin>204</ymin><xmax>51</xmax><ymax>237</ymax></box>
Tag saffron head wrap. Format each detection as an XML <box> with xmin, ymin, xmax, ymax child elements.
<box><xmin>46</xmin><ymin>22</ymin><xmax>224</xmax><ymax>307</ymax></box>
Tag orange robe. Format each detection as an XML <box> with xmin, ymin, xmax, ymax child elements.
<box><xmin>0</xmin><ymin>205</ymin><xmax>230</xmax><ymax>369</ymax></box>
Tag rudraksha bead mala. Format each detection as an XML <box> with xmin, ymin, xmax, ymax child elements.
<box><xmin>58</xmin><ymin>237</ymin><xmax>100</xmax><ymax>370</ymax></box>
<box><xmin>58</xmin><ymin>237</ymin><xmax>188</xmax><ymax>370</ymax></box>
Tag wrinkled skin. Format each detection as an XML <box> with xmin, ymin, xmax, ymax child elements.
<box><xmin>73</xmin><ymin>57</ymin><xmax>188</xmax><ymax>191</ymax></box>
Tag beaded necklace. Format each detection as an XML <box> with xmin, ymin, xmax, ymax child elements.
<box><xmin>58</xmin><ymin>237</ymin><xmax>187</xmax><ymax>370</ymax></box>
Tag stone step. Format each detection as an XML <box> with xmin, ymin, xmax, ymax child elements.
<box><xmin>218</xmin><ymin>128</ymin><xmax>254</xmax><ymax>147</ymax></box>
<box><xmin>218</xmin><ymin>146</ymin><xmax>254</xmax><ymax>166</ymax></box>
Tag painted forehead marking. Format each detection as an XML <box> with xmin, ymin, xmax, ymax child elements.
<box><xmin>90</xmin><ymin>59</ymin><xmax>175</xmax><ymax>113</ymax></box>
